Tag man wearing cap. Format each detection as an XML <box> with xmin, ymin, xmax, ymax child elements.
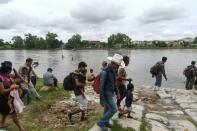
<box><xmin>43</xmin><ymin>68</ymin><xmax>58</xmax><ymax>87</ymax></box>
<box><xmin>97</xmin><ymin>54</ymin><xmax>122</xmax><ymax>130</ymax></box>
<box><xmin>184</xmin><ymin>61</ymin><xmax>197</xmax><ymax>90</ymax></box>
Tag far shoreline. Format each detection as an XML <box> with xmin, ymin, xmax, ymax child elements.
<box><xmin>1</xmin><ymin>47</ymin><xmax>197</xmax><ymax>51</ymax></box>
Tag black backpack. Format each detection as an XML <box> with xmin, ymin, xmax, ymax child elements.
<box><xmin>63</xmin><ymin>72</ymin><xmax>75</xmax><ymax>91</ymax></box>
<box><xmin>183</xmin><ymin>66</ymin><xmax>196</xmax><ymax>78</ymax></box>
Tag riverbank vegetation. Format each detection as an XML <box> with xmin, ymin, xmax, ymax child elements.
<box><xmin>0</xmin><ymin>32</ymin><xmax>197</xmax><ymax>50</ymax></box>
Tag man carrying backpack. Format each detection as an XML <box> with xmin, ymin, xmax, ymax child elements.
<box><xmin>68</xmin><ymin>61</ymin><xmax>88</xmax><ymax>122</ymax></box>
<box><xmin>154</xmin><ymin>57</ymin><xmax>168</xmax><ymax>91</ymax></box>
<box><xmin>184</xmin><ymin>61</ymin><xmax>197</xmax><ymax>90</ymax></box>
<box><xmin>97</xmin><ymin>54</ymin><xmax>122</xmax><ymax>130</ymax></box>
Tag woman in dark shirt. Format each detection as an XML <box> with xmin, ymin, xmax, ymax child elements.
<box><xmin>0</xmin><ymin>61</ymin><xmax>24</xmax><ymax>131</ymax></box>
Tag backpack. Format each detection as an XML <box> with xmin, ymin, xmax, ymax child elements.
<box><xmin>183</xmin><ymin>66</ymin><xmax>196</xmax><ymax>78</ymax></box>
<box><xmin>150</xmin><ymin>63</ymin><xmax>160</xmax><ymax>76</ymax></box>
<box><xmin>63</xmin><ymin>72</ymin><xmax>75</xmax><ymax>91</ymax></box>
<box><xmin>92</xmin><ymin>69</ymin><xmax>109</xmax><ymax>94</ymax></box>
<box><xmin>92</xmin><ymin>74</ymin><xmax>100</xmax><ymax>94</ymax></box>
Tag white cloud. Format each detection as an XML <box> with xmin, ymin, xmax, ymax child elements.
<box><xmin>70</xmin><ymin>0</ymin><xmax>126</xmax><ymax>24</ymax></box>
<box><xmin>0</xmin><ymin>0</ymin><xmax>197</xmax><ymax>41</ymax></box>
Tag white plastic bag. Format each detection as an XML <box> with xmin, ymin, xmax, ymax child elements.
<box><xmin>10</xmin><ymin>89</ymin><xmax>25</xmax><ymax>113</ymax></box>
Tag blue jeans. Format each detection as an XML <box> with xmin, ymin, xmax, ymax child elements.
<box><xmin>155</xmin><ymin>74</ymin><xmax>162</xmax><ymax>87</ymax></box>
<box><xmin>21</xmin><ymin>89</ymin><xmax>32</xmax><ymax>104</ymax></box>
<box><xmin>97</xmin><ymin>94</ymin><xmax>118</xmax><ymax>126</ymax></box>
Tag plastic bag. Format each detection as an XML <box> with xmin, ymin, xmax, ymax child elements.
<box><xmin>10</xmin><ymin>89</ymin><xmax>25</xmax><ymax>113</ymax></box>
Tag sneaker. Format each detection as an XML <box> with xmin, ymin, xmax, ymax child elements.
<box><xmin>118</xmin><ymin>113</ymin><xmax>122</xmax><ymax>118</ymax></box>
<box><xmin>127</xmin><ymin>115</ymin><xmax>133</xmax><ymax>119</ymax></box>
<box><xmin>67</xmin><ymin>113</ymin><xmax>72</xmax><ymax>122</ymax></box>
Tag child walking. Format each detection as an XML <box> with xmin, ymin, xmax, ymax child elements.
<box><xmin>118</xmin><ymin>82</ymin><xmax>134</xmax><ymax>119</ymax></box>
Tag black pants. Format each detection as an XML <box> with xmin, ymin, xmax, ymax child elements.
<box><xmin>54</xmin><ymin>78</ymin><xmax>58</xmax><ymax>87</ymax></box>
<box><xmin>117</xmin><ymin>84</ymin><xmax>126</xmax><ymax>107</ymax></box>
<box><xmin>185</xmin><ymin>77</ymin><xmax>195</xmax><ymax>90</ymax></box>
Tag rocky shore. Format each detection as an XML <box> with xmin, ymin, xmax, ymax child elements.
<box><xmin>39</xmin><ymin>85</ymin><xmax>197</xmax><ymax>131</ymax></box>
<box><xmin>90</xmin><ymin>86</ymin><xmax>197</xmax><ymax>131</ymax></box>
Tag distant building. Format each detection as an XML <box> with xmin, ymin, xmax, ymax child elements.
<box><xmin>179</xmin><ymin>37</ymin><xmax>194</xmax><ymax>43</ymax></box>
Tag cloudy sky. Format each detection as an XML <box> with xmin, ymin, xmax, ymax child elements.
<box><xmin>0</xmin><ymin>0</ymin><xmax>197</xmax><ymax>42</ymax></box>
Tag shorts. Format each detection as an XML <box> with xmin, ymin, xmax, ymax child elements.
<box><xmin>76</xmin><ymin>95</ymin><xmax>88</xmax><ymax>110</ymax></box>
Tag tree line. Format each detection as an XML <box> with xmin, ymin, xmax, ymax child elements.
<box><xmin>0</xmin><ymin>32</ymin><xmax>197</xmax><ymax>50</ymax></box>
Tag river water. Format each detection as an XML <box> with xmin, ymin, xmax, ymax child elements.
<box><xmin>0</xmin><ymin>49</ymin><xmax>197</xmax><ymax>89</ymax></box>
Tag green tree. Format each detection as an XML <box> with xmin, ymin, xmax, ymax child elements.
<box><xmin>24</xmin><ymin>33</ymin><xmax>38</xmax><ymax>49</ymax></box>
<box><xmin>157</xmin><ymin>41</ymin><xmax>167</xmax><ymax>47</ymax></box>
<box><xmin>0</xmin><ymin>39</ymin><xmax>4</xmax><ymax>46</ymax></box>
<box><xmin>65</xmin><ymin>34</ymin><xmax>81</xmax><ymax>49</ymax></box>
<box><xmin>193</xmin><ymin>36</ymin><xmax>197</xmax><ymax>44</ymax></box>
<box><xmin>152</xmin><ymin>41</ymin><xmax>167</xmax><ymax>48</ymax></box>
<box><xmin>35</xmin><ymin>37</ymin><xmax>47</xmax><ymax>49</ymax></box>
<box><xmin>107</xmin><ymin>33</ymin><xmax>132</xmax><ymax>47</ymax></box>
<box><xmin>12</xmin><ymin>36</ymin><xmax>24</xmax><ymax>49</ymax></box>
<box><xmin>45</xmin><ymin>32</ymin><xmax>62</xmax><ymax>49</ymax></box>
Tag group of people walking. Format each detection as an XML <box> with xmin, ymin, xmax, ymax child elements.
<box><xmin>1</xmin><ymin>54</ymin><xmax>197</xmax><ymax>131</ymax></box>
<box><xmin>67</xmin><ymin>53</ymin><xmax>197</xmax><ymax>131</ymax></box>
<box><xmin>151</xmin><ymin>57</ymin><xmax>197</xmax><ymax>91</ymax></box>
<box><xmin>65</xmin><ymin>54</ymin><xmax>134</xmax><ymax>130</ymax></box>
<box><xmin>0</xmin><ymin>58</ymin><xmax>39</xmax><ymax>131</ymax></box>
<box><xmin>0</xmin><ymin>58</ymin><xmax>59</xmax><ymax>131</ymax></box>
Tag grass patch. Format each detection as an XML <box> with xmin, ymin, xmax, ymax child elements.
<box><xmin>111</xmin><ymin>120</ymin><xmax>135</xmax><ymax>131</ymax></box>
<box><xmin>80</xmin><ymin>109</ymin><xmax>103</xmax><ymax>131</ymax></box>
<box><xmin>140</xmin><ymin>109</ymin><xmax>150</xmax><ymax>131</ymax></box>
<box><xmin>4</xmin><ymin>78</ymin><xmax>70</xmax><ymax>131</ymax></box>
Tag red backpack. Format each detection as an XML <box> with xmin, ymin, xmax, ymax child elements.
<box><xmin>92</xmin><ymin>69</ymin><xmax>109</xmax><ymax>94</ymax></box>
<box><xmin>92</xmin><ymin>74</ymin><xmax>100</xmax><ymax>94</ymax></box>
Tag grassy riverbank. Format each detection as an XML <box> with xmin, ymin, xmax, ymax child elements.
<box><xmin>5</xmin><ymin>79</ymin><xmax>102</xmax><ymax>131</ymax></box>
<box><xmin>3</xmin><ymin>78</ymin><xmax>138</xmax><ymax>131</ymax></box>
<box><xmin>5</xmin><ymin>79</ymin><xmax>69</xmax><ymax>131</ymax></box>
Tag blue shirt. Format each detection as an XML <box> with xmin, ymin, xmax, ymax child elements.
<box><xmin>157</xmin><ymin>61</ymin><xmax>166</xmax><ymax>77</ymax></box>
<box><xmin>99</xmin><ymin>67</ymin><xmax>119</xmax><ymax>104</ymax></box>
<box><xmin>43</xmin><ymin>71</ymin><xmax>56</xmax><ymax>86</ymax></box>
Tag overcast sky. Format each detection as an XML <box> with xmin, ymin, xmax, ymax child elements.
<box><xmin>0</xmin><ymin>0</ymin><xmax>197</xmax><ymax>42</ymax></box>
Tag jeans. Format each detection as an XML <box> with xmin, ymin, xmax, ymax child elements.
<box><xmin>21</xmin><ymin>89</ymin><xmax>32</xmax><ymax>104</ymax></box>
<box><xmin>185</xmin><ymin>77</ymin><xmax>195</xmax><ymax>90</ymax></box>
<box><xmin>155</xmin><ymin>74</ymin><xmax>162</xmax><ymax>87</ymax></box>
<box><xmin>31</xmin><ymin>76</ymin><xmax>36</xmax><ymax>88</ymax></box>
<box><xmin>97</xmin><ymin>94</ymin><xmax>118</xmax><ymax>126</ymax></box>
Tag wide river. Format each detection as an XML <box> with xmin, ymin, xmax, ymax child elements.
<box><xmin>0</xmin><ymin>49</ymin><xmax>197</xmax><ymax>89</ymax></box>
